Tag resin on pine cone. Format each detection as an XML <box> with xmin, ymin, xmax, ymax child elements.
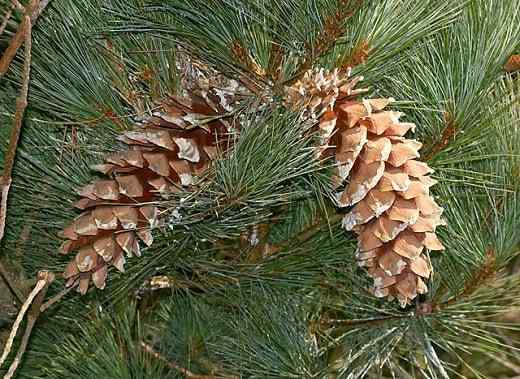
<box><xmin>59</xmin><ymin>94</ymin><xmax>235</xmax><ymax>294</ymax></box>
<box><xmin>286</xmin><ymin>68</ymin><xmax>446</xmax><ymax>306</ymax></box>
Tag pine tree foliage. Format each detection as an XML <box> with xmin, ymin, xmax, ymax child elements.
<box><xmin>1</xmin><ymin>0</ymin><xmax>520</xmax><ymax>378</ymax></box>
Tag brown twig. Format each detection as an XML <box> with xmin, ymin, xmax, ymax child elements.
<box><xmin>423</xmin><ymin>111</ymin><xmax>458</xmax><ymax>161</ymax></box>
<box><xmin>269</xmin><ymin>213</ymin><xmax>343</xmax><ymax>253</ymax></box>
<box><xmin>439</xmin><ymin>248</ymin><xmax>497</xmax><ymax>308</ymax></box>
<box><xmin>267</xmin><ymin>42</ymin><xmax>284</xmax><ymax>82</ymax></box>
<box><xmin>230</xmin><ymin>40</ymin><xmax>266</xmax><ymax>78</ymax></box>
<box><xmin>2</xmin><ymin>271</ymin><xmax>55</xmax><ymax>379</ymax></box>
<box><xmin>140</xmin><ymin>341</ymin><xmax>218</xmax><ymax>379</ymax></box>
<box><xmin>40</xmin><ymin>282</ymin><xmax>76</xmax><ymax>313</ymax></box>
<box><xmin>0</xmin><ymin>270</ymin><xmax>51</xmax><ymax>370</ymax></box>
<box><xmin>285</xmin><ymin>0</ymin><xmax>363</xmax><ymax>86</ymax></box>
<box><xmin>340</xmin><ymin>39</ymin><xmax>371</xmax><ymax>70</ymax></box>
<box><xmin>0</xmin><ymin>12</ymin><xmax>31</xmax><ymax>238</ymax></box>
<box><xmin>227</xmin><ymin>40</ymin><xmax>269</xmax><ymax>96</ymax></box>
<box><xmin>0</xmin><ymin>15</ymin><xmax>32</xmax><ymax>311</ymax></box>
<box><xmin>0</xmin><ymin>0</ymin><xmax>49</xmax><ymax>76</ymax></box>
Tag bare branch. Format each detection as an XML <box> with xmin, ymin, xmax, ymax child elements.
<box><xmin>0</xmin><ymin>13</ymin><xmax>31</xmax><ymax>247</ymax></box>
<box><xmin>40</xmin><ymin>282</ymin><xmax>76</xmax><ymax>313</ymax></box>
<box><xmin>0</xmin><ymin>0</ymin><xmax>50</xmax><ymax>76</ymax></box>
<box><xmin>0</xmin><ymin>270</ymin><xmax>46</xmax><ymax>369</ymax></box>
<box><xmin>0</xmin><ymin>178</ymin><xmax>11</xmax><ymax>242</ymax></box>
<box><xmin>2</xmin><ymin>271</ymin><xmax>55</xmax><ymax>379</ymax></box>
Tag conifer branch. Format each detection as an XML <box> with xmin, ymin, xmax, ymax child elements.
<box><xmin>441</xmin><ymin>248</ymin><xmax>497</xmax><ymax>308</ymax></box>
<box><xmin>230</xmin><ymin>40</ymin><xmax>266</xmax><ymax>79</ymax></box>
<box><xmin>340</xmin><ymin>39</ymin><xmax>371</xmax><ymax>70</ymax></box>
<box><xmin>11</xmin><ymin>1</ymin><xmax>24</xmax><ymax>11</ymax></box>
<box><xmin>270</xmin><ymin>213</ymin><xmax>343</xmax><ymax>253</ymax></box>
<box><xmin>424</xmin><ymin>111</ymin><xmax>458</xmax><ymax>161</ymax></box>
<box><xmin>267</xmin><ymin>42</ymin><xmax>284</xmax><ymax>82</ymax></box>
<box><xmin>140</xmin><ymin>341</ymin><xmax>219</xmax><ymax>379</ymax></box>
<box><xmin>285</xmin><ymin>0</ymin><xmax>363</xmax><ymax>85</ymax></box>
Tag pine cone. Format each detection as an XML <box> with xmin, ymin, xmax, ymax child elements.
<box><xmin>59</xmin><ymin>94</ymin><xmax>235</xmax><ymax>294</ymax></box>
<box><xmin>287</xmin><ymin>68</ymin><xmax>445</xmax><ymax>306</ymax></box>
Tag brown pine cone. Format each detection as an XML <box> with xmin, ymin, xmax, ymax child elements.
<box><xmin>59</xmin><ymin>94</ymin><xmax>235</xmax><ymax>294</ymax></box>
<box><xmin>287</xmin><ymin>68</ymin><xmax>445</xmax><ymax>306</ymax></box>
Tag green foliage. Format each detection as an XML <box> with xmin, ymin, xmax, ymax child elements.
<box><xmin>14</xmin><ymin>302</ymin><xmax>168</xmax><ymax>379</ymax></box>
<box><xmin>1</xmin><ymin>0</ymin><xmax>520</xmax><ymax>378</ymax></box>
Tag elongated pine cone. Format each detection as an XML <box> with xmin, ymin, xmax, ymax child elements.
<box><xmin>287</xmin><ymin>68</ymin><xmax>446</xmax><ymax>306</ymax></box>
<box><xmin>59</xmin><ymin>94</ymin><xmax>235</xmax><ymax>294</ymax></box>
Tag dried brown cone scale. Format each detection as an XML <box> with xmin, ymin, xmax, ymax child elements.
<box><xmin>59</xmin><ymin>94</ymin><xmax>234</xmax><ymax>294</ymax></box>
<box><xmin>286</xmin><ymin>68</ymin><xmax>446</xmax><ymax>306</ymax></box>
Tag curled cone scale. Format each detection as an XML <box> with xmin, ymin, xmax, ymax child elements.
<box><xmin>59</xmin><ymin>93</ymin><xmax>235</xmax><ymax>294</ymax></box>
<box><xmin>286</xmin><ymin>68</ymin><xmax>446</xmax><ymax>306</ymax></box>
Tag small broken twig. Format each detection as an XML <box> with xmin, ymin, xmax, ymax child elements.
<box><xmin>0</xmin><ymin>270</ymin><xmax>51</xmax><ymax>369</ymax></box>
<box><xmin>1</xmin><ymin>271</ymin><xmax>55</xmax><ymax>379</ymax></box>
<box><xmin>40</xmin><ymin>282</ymin><xmax>76</xmax><ymax>313</ymax></box>
<box><xmin>0</xmin><ymin>0</ymin><xmax>50</xmax><ymax>76</ymax></box>
<box><xmin>140</xmin><ymin>341</ymin><xmax>217</xmax><ymax>379</ymax></box>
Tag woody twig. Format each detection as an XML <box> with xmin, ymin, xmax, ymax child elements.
<box><xmin>0</xmin><ymin>0</ymin><xmax>51</xmax><ymax>76</ymax></box>
<box><xmin>0</xmin><ymin>6</ymin><xmax>56</xmax><ymax>372</ymax></box>
<box><xmin>0</xmin><ymin>7</ymin><xmax>34</xmax><ymax>310</ymax></box>
<box><xmin>0</xmin><ymin>271</ymin><xmax>55</xmax><ymax>379</ymax></box>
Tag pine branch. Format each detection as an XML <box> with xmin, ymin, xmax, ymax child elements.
<box><xmin>140</xmin><ymin>341</ymin><xmax>221</xmax><ymax>379</ymax></box>
<box><xmin>285</xmin><ymin>0</ymin><xmax>363</xmax><ymax>85</ymax></box>
<box><xmin>270</xmin><ymin>212</ymin><xmax>343</xmax><ymax>253</ymax></box>
<box><xmin>423</xmin><ymin>111</ymin><xmax>458</xmax><ymax>161</ymax></box>
<box><xmin>339</xmin><ymin>39</ymin><xmax>371</xmax><ymax>70</ymax></box>
<box><xmin>439</xmin><ymin>248</ymin><xmax>497</xmax><ymax>308</ymax></box>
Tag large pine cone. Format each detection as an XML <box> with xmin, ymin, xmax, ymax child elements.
<box><xmin>59</xmin><ymin>94</ymin><xmax>236</xmax><ymax>294</ymax></box>
<box><xmin>287</xmin><ymin>68</ymin><xmax>445</xmax><ymax>306</ymax></box>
